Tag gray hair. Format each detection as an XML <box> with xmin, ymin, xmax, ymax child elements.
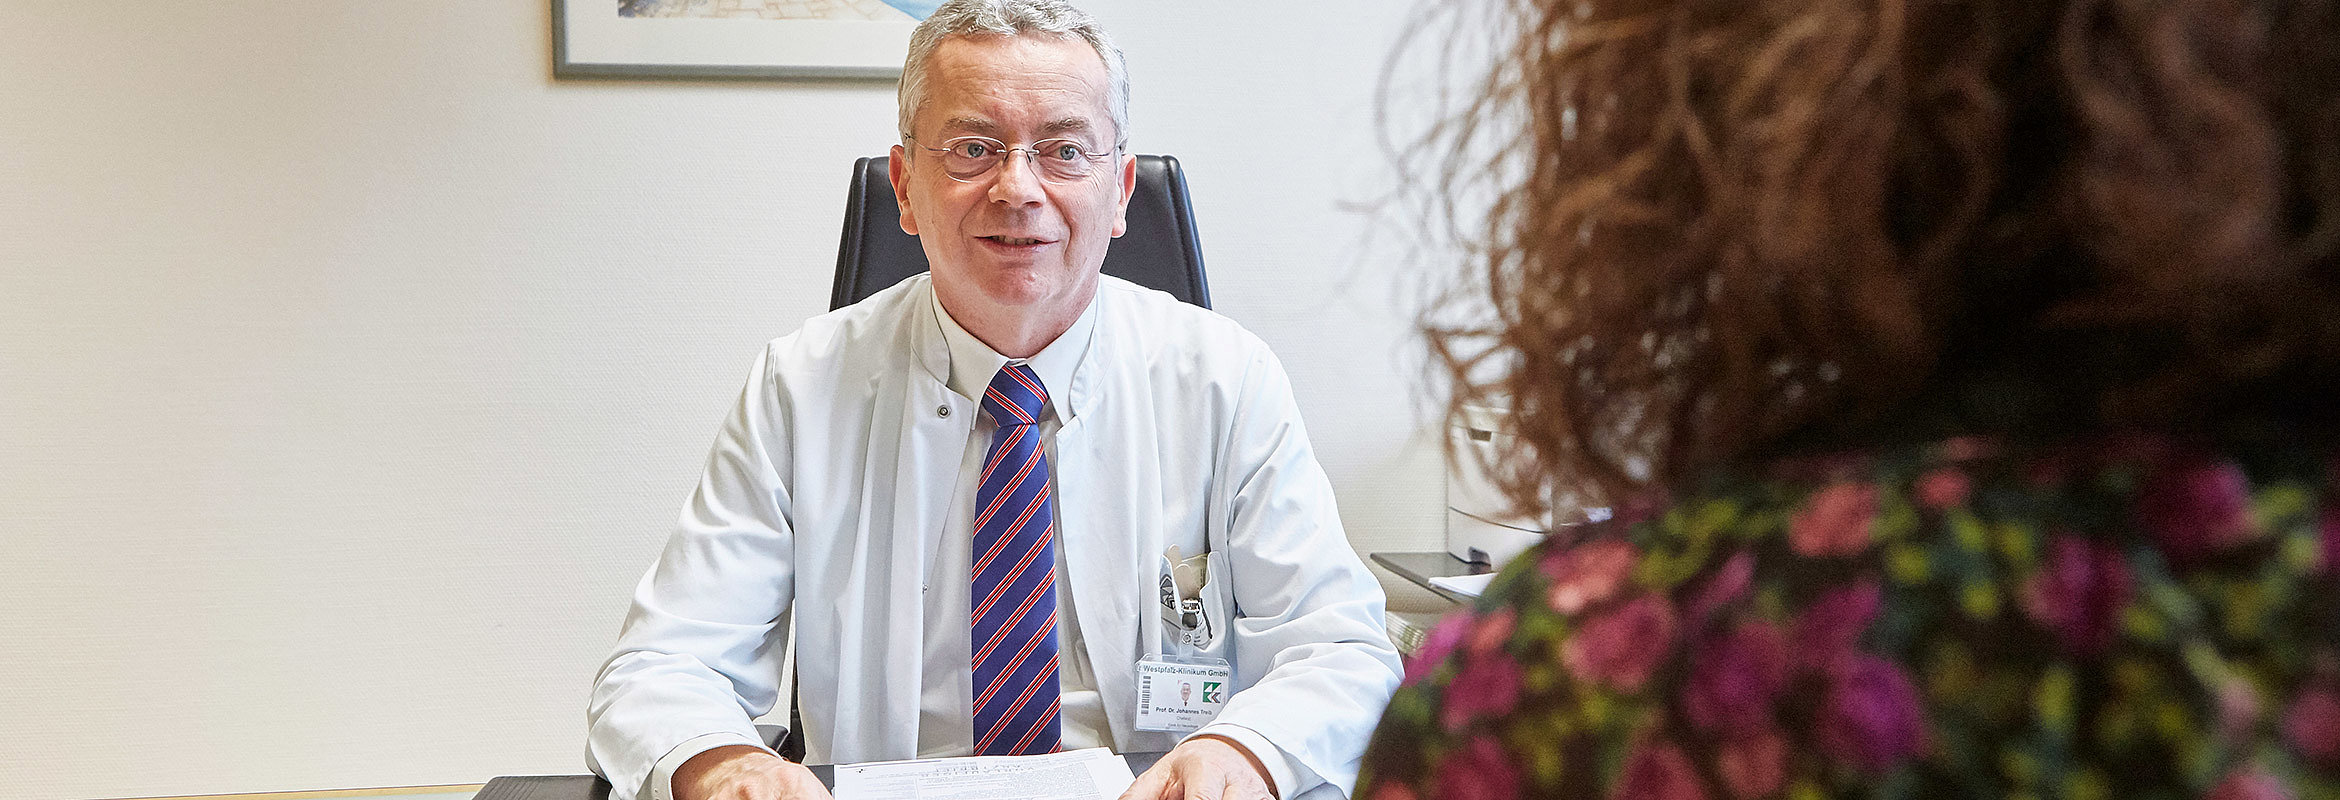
<box><xmin>897</xmin><ymin>0</ymin><xmax>1129</xmax><ymax>150</ymax></box>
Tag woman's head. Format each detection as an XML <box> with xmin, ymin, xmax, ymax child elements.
<box><xmin>1429</xmin><ymin>0</ymin><xmax>2340</xmax><ymax>516</ymax></box>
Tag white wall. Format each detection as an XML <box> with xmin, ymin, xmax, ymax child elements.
<box><xmin>0</xmin><ymin>2</ymin><xmax>1449</xmax><ymax>798</ymax></box>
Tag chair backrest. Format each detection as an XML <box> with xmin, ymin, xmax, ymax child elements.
<box><xmin>829</xmin><ymin>154</ymin><xmax>1212</xmax><ymax>310</ymax></box>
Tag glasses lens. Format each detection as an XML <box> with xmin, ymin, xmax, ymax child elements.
<box><xmin>941</xmin><ymin>137</ymin><xmax>1002</xmax><ymax>180</ymax></box>
<box><xmin>1032</xmin><ymin>140</ymin><xmax>1094</xmax><ymax>183</ymax></box>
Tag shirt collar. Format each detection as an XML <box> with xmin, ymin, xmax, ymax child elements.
<box><xmin>930</xmin><ymin>286</ymin><xmax>1097</xmax><ymax>423</ymax></box>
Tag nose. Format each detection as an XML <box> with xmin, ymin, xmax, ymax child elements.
<box><xmin>985</xmin><ymin>149</ymin><xmax>1047</xmax><ymax>206</ymax></box>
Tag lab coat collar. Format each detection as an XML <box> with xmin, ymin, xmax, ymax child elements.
<box><xmin>929</xmin><ymin>282</ymin><xmax>1099</xmax><ymax>424</ymax></box>
<box><xmin>909</xmin><ymin>279</ymin><xmax>952</xmax><ymax>388</ymax></box>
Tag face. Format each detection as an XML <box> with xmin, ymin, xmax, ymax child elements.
<box><xmin>889</xmin><ymin>34</ymin><xmax>1137</xmax><ymax>329</ymax></box>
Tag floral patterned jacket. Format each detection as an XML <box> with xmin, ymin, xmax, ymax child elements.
<box><xmin>1358</xmin><ymin>434</ymin><xmax>2340</xmax><ymax>800</ymax></box>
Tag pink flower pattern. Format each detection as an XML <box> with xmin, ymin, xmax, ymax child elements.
<box><xmin>1440</xmin><ymin>651</ymin><xmax>1522</xmax><ymax>731</ymax></box>
<box><xmin>2208</xmin><ymin>766</ymin><xmax>2292</xmax><ymax>800</ymax></box>
<box><xmin>1431</xmin><ymin>735</ymin><xmax>1521</xmax><ymax>800</ymax></box>
<box><xmin>1684</xmin><ymin>620</ymin><xmax>1789</xmax><ymax>735</ymax></box>
<box><xmin>1563</xmin><ymin>594</ymin><xmax>1678</xmax><ymax>692</ymax></box>
<box><xmin>1914</xmin><ymin>467</ymin><xmax>1971</xmax><ymax>510</ymax></box>
<box><xmin>1815</xmin><ymin>655</ymin><xmax>1929</xmax><ymax>771</ymax></box>
<box><xmin>1544</xmin><ymin>539</ymin><xmax>1638</xmax><ymax>614</ymax></box>
<box><xmin>1467</xmin><ymin>607</ymin><xmax>1517</xmax><ymax>657</ymax></box>
<box><xmin>1688</xmin><ymin>550</ymin><xmax>1755</xmax><ymax>620</ymax></box>
<box><xmin>1717</xmin><ymin>730</ymin><xmax>1787</xmax><ymax>800</ymax></box>
<box><xmin>1790</xmin><ymin>482</ymin><xmax>1878</xmax><ymax>557</ymax></box>
<box><xmin>2020</xmin><ymin>535</ymin><xmax>2135</xmax><ymax>657</ymax></box>
<box><xmin>1612</xmin><ymin>743</ymin><xmax>1708</xmax><ymax>800</ymax></box>
<box><xmin>2287</xmin><ymin>684</ymin><xmax>2340</xmax><ymax>768</ymax></box>
<box><xmin>1789</xmin><ymin>579</ymin><xmax>1881</xmax><ymax>673</ymax></box>
<box><xmin>2139</xmin><ymin>456</ymin><xmax>2258</xmax><ymax>566</ymax></box>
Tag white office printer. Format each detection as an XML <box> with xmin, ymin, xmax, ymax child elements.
<box><xmin>1446</xmin><ymin>405</ymin><xmax>1609</xmax><ymax>566</ymax></box>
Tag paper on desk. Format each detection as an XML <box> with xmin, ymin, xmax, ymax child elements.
<box><xmin>1426</xmin><ymin>572</ymin><xmax>1495</xmax><ymax>597</ymax></box>
<box><xmin>832</xmin><ymin>747</ymin><xmax>1136</xmax><ymax>800</ymax></box>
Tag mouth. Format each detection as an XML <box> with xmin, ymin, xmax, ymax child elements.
<box><xmin>981</xmin><ymin>235</ymin><xmax>1055</xmax><ymax>247</ymax></box>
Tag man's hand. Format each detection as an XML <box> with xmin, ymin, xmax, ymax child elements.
<box><xmin>672</xmin><ymin>745</ymin><xmax>831</xmax><ymax>800</ymax></box>
<box><xmin>1118</xmin><ymin>735</ymin><xmax>1278</xmax><ymax>800</ymax></box>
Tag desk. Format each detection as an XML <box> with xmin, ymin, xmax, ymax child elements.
<box><xmin>1368</xmin><ymin>551</ymin><xmax>1491</xmax><ymax>605</ymax></box>
<box><xmin>471</xmin><ymin>753</ymin><xmax>1167</xmax><ymax>800</ymax></box>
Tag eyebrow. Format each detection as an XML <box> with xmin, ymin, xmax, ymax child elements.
<box><xmin>936</xmin><ymin>115</ymin><xmax>1099</xmax><ymax>141</ymax></box>
<box><xmin>1040</xmin><ymin>117</ymin><xmax>1095</xmax><ymax>137</ymax></box>
<box><xmin>939</xmin><ymin>116</ymin><xmax>1002</xmax><ymax>135</ymax></box>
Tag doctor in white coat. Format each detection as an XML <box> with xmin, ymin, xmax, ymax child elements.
<box><xmin>585</xmin><ymin>3</ymin><xmax>1402</xmax><ymax>800</ymax></box>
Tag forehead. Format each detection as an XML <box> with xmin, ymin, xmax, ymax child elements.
<box><xmin>915</xmin><ymin>34</ymin><xmax>1112</xmax><ymax>139</ymax></box>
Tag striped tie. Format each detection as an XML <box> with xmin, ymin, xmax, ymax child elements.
<box><xmin>970</xmin><ymin>364</ymin><xmax>1061</xmax><ymax>755</ymax></box>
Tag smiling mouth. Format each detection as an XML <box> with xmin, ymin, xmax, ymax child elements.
<box><xmin>984</xmin><ymin>235</ymin><xmax>1050</xmax><ymax>246</ymax></box>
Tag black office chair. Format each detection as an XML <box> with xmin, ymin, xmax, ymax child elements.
<box><xmin>829</xmin><ymin>153</ymin><xmax>1212</xmax><ymax>310</ymax></box>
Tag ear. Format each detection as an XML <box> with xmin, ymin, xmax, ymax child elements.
<box><xmin>1109</xmin><ymin>152</ymin><xmax>1137</xmax><ymax>238</ymax></box>
<box><xmin>889</xmin><ymin>144</ymin><xmax>919</xmax><ymax>236</ymax></box>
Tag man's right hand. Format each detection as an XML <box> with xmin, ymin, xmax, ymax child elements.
<box><xmin>672</xmin><ymin>745</ymin><xmax>832</xmax><ymax>800</ymax></box>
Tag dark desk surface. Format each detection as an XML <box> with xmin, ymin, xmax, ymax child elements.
<box><xmin>472</xmin><ymin>752</ymin><xmax>1168</xmax><ymax>800</ymax></box>
<box><xmin>1368</xmin><ymin>551</ymin><xmax>1491</xmax><ymax>605</ymax></box>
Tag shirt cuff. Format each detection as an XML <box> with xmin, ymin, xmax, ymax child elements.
<box><xmin>650</xmin><ymin>732</ymin><xmax>773</xmax><ymax>800</ymax></box>
<box><xmin>1190</xmin><ymin>723</ymin><xmax>1298</xmax><ymax>799</ymax></box>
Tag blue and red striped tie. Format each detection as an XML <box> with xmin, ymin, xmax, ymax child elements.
<box><xmin>970</xmin><ymin>364</ymin><xmax>1061</xmax><ymax>755</ymax></box>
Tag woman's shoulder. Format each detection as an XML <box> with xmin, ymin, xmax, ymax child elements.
<box><xmin>1361</xmin><ymin>432</ymin><xmax>2340</xmax><ymax>800</ymax></box>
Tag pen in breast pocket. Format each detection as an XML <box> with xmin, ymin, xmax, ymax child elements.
<box><xmin>1165</xmin><ymin>545</ymin><xmax>1207</xmax><ymax>600</ymax></box>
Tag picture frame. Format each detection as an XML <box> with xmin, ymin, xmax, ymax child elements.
<box><xmin>553</xmin><ymin>0</ymin><xmax>929</xmax><ymax>80</ymax></box>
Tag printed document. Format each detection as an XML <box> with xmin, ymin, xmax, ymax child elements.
<box><xmin>832</xmin><ymin>747</ymin><xmax>1137</xmax><ymax>800</ymax></box>
<box><xmin>1426</xmin><ymin>572</ymin><xmax>1496</xmax><ymax>597</ymax></box>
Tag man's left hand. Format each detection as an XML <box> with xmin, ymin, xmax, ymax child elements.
<box><xmin>1118</xmin><ymin>735</ymin><xmax>1277</xmax><ymax>800</ymax></box>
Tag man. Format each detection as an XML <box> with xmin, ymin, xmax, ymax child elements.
<box><xmin>584</xmin><ymin>2</ymin><xmax>1401</xmax><ymax>799</ymax></box>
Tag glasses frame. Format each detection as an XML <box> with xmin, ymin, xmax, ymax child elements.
<box><xmin>906</xmin><ymin>134</ymin><xmax>1118</xmax><ymax>185</ymax></box>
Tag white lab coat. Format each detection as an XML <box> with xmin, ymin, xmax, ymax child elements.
<box><xmin>586</xmin><ymin>275</ymin><xmax>1401</xmax><ymax>798</ymax></box>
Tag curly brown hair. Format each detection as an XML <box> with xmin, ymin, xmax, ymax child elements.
<box><xmin>1421</xmin><ymin>0</ymin><xmax>2340</xmax><ymax>518</ymax></box>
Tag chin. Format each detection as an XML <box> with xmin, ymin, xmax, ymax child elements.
<box><xmin>974</xmin><ymin>266</ymin><xmax>1077</xmax><ymax>306</ymax></box>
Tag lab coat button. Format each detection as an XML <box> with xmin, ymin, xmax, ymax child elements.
<box><xmin>936</xmin><ymin>405</ymin><xmax>951</xmax><ymax>418</ymax></box>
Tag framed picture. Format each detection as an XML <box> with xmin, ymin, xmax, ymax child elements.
<box><xmin>554</xmin><ymin>0</ymin><xmax>937</xmax><ymax>80</ymax></box>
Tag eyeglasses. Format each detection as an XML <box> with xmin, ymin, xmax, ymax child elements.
<box><xmin>908</xmin><ymin>134</ymin><xmax>1115</xmax><ymax>184</ymax></box>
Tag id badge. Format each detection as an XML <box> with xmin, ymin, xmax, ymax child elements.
<box><xmin>1133</xmin><ymin>654</ymin><xmax>1232</xmax><ymax>733</ymax></box>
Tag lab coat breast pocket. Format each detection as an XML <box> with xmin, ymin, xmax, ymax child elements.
<box><xmin>1159</xmin><ymin>552</ymin><xmax>1232</xmax><ymax>664</ymax></box>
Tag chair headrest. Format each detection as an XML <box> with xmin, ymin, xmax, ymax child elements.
<box><xmin>830</xmin><ymin>154</ymin><xmax>1211</xmax><ymax>310</ymax></box>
